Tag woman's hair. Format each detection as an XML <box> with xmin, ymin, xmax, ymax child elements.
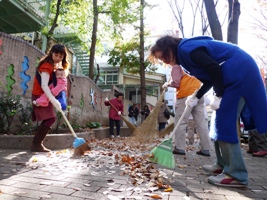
<box><xmin>38</xmin><ymin>44</ymin><xmax>69</xmax><ymax>70</ymax></box>
<box><xmin>144</xmin><ymin>105</ymin><xmax>149</xmax><ymax>110</ymax></box>
<box><xmin>116</xmin><ymin>92</ymin><xmax>124</xmax><ymax>98</ymax></box>
<box><xmin>148</xmin><ymin>35</ymin><xmax>182</xmax><ymax>64</ymax></box>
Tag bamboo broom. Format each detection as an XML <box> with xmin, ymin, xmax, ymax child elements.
<box><xmin>132</xmin><ymin>77</ymin><xmax>171</xmax><ymax>143</ymax></box>
<box><xmin>132</xmin><ymin>89</ymin><xmax>166</xmax><ymax>143</ymax></box>
<box><xmin>158</xmin><ymin>122</ymin><xmax>174</xmax><ymax>138</ymax></box>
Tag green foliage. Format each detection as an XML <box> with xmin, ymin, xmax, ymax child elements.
<box><xmin>15</xmin><ymin>100</ymin><xmax>34</xmax><ymax>135</ymax></box>
<box><xmin>51</xmin><ymin>111</ymin><xmax>64</xmax><ymax>134</ymax></box>
<box><xmin>40</xmin><ymin>26</ymin><xmax>49</xmax><ymax>37</ymax></box>
<box><xmin>47</xmin><ymin>0</ymin><xmax>140</xmax><ymax>53</ymax></box>
<box><xmin>64</xmin><ymin>108</ymin><xmax>83</xmax><ymax>130</ymax></box>
<box><xmin>86</xmin><ymin>121</ymin><xmax>101</xmax><ymax>128</ymax></box>
<box><xmin>106</xmin><ymin>36</ymin><xmax>156</xmax><ymax>74</ymax></box>
<box><xmin>0</xmin><ymin>93</ymin><xmax>22</xmax><ymax>134</ymax></box>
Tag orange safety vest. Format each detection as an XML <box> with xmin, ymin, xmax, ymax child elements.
<box><xmin>176</xmin><ymin>71</ymin><xmax>202</xmax><ymax>99</ymax></box>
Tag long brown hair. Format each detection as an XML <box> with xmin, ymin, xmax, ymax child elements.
<box><xmin>38</xmin><ymin>44</ymin><xmax>69</xmax><ymax>70</ymax></box>
<box><xmin>148</xmin><ymin>35</ymin><xmax>182</xmax><ymax>64</ymax></box>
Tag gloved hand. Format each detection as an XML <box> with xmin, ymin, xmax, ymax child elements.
<box><xmin>185</xmin><ymin>95</ymin><xmax>198</xmax><ymax>107</ymax></box>
<box><xmin>50</xmin><ymin>97</ymin><xmax>62</xmax><ymax>111</ymax></box>
<box><xmin>210</xmin><ymin>96</ymin><xmax>222</xmax><ymax>110</ymax></box>
<box><xmin>118</xmin><ymin>111</ymin><xmax>121</xmax><ymax>115</ymax></box>
<box><xmin>105</xmin><ymin>97</ymin><xmax>109</xmax><ymax>102</ymax></box>
<box><xmin>162</xmin><ymin>82</ymin><xmax>169</xmax><ymax>89</ymax></box>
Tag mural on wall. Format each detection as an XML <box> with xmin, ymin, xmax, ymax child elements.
<box><xmin>6</xmin><ymin>64</ymin><xmax>16</xmax><ymax>94</ymax></box>
<box><xmin>20</xmin><ymin>56</ymin><xmax>31</xmax><ymax>95</ymax></box>
<box><xmin>0</xmin><ymin>38</ymin><xmax>2</xmax><ymax>55</ymax></box>
<box><xmin>90</xmin><ymin>88</ymin><xmax>95</xmax><ymax>108</ymax></box>
<box><xmin>94</xmin><ymin>92</ymin><xmax>98</xmax><ymax>107</ymax></box>
<box><xmin>0</xmin><ymin>32</ymin><xmax>112</xmax><ymax>126</ymax></box>
<box><xmin>80</xmin><ymin>93</ymin><xmax>84</xmax><ymax>109</ymax></box>
<box><xmin>36</xmin><ymin>57</ymin><xmax>40</xmax><ymax>67</ymax></box>
<box><xmin>100</xmin><ymin>94</ymin><xmax>103</xmax><ymax>110</ymax></box>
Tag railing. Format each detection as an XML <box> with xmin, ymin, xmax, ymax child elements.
<box><xmin>16</xmin><ymin>0</ymin><xmax>46</xmax><ymax>22</ymax></box>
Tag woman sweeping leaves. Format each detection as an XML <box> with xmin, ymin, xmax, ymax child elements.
<box><xmin>148</xmin><ymin>35</ymin><xmax>267</xmax><ymax>188</ymax></box>
<box><xmin>104</xmin><ymin>93</ymin><xmax>124</xmax><ymax>138</ymax></box>
<box><xmin>31</xmin><ymin>44</ymin><xmax>69</xmax><ymax>152</ymax></box>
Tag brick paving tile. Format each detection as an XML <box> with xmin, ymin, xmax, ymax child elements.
<box><xmin>0</xmin><ymin>137</ymin><xmax>267</xmax><ymax>200</ymax></box>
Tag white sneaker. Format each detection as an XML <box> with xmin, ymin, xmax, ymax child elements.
<box><xmin>111</xmin><ymin>135</ymin><xmax>115</xmax><ymax>138</ymax></box>
<box><xmin>117</xmin><ymin>135</ymin><xmax>120</xmax><ymax>138</ymax></box>
<box><xmin>202</xmin><ymin>164</ymin><xmax>223</xmax><ymax>175</ymax></box>
<box><xmin>208</xmin><ymin>173</ymin><xmax>247</xmax><ymax>188</ymax></box>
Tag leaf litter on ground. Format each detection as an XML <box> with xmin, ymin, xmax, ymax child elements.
<box><xmin>23</xmin><ymin>137</ymin><xmax>174</xmax><ymax>199</ymax></box>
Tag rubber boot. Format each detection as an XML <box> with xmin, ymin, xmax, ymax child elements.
<box><xmin>30</xmin><ymin>124</ymin><xmax>51</xmax><ymax>152</ymax></box>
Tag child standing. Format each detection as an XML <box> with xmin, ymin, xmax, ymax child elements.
<box><xmin>31</xmin><ymin>44</ymin><xmax>69</xmax><ymax>152</ymax></box>
<box><xmin>33</xmin><ymin>68</ymin><xmax>67</xmax><ymax>108</ymax></box>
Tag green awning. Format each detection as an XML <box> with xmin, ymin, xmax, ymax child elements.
<box><xmin>0</xmin><ymin>0</ymin><xmax>45</xmax><ymax>33</ymax></box>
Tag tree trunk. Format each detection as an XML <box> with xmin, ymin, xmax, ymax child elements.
<box><xmin>89</xmin><ymin>0</ymin><xmax>98</xmax><ymax>80</ymax></box>
<box><xmin>139</xmin><ymin>0</ymin><xmax>146</xmax><ymax>109</ymax></box>
<box><xmin>48</xmin><ymin>0</ymin><xmax>62</xmax><ymax>37</ymax></box>
<box><xmin>203</xmin><ymin>0</ymin><xmax>223</xmax><ymax>40</ymax></box>
<box><xmin>227</xmin><ymin>0</ymin><xmax>240</xmax><ymax>44</ymax></box>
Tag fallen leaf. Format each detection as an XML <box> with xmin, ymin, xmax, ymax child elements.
<box><xmin>151</xmin><ymin>194</ymin><xmax>162</xmax><ymax>199</ymax></box>
<box><xmin>164</xmin><ymin>187</ymin><xmax>173</xmax><ymax>192</ymax></box>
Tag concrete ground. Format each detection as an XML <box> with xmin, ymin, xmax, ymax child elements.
<box><xmin>0</xmin><ymin>136</ymin><xmax>266</xmax><ymax>200</ymax></box>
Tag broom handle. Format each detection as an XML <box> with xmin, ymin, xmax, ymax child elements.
<box><xmin>58</xmin><ymin>109</ymin><xmax>78</xmax><ymax>138</ymax></box>
<box><xmin>108</xmin><ymin>100</ymin><xmax>120</xmax><ymax>113</ymax></box>
<box><xmin>163</xmin><ymin>76</ymin><xmax>172</xmax><ymax>93</ymax></box>
<box><xmin>169</xmin><ymin>84</ymin><xmax>202</xmax><ymax>139</ymax></box>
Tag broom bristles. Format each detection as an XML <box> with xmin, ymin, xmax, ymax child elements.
<box><xmin>133</xmin><ymin>90</ymin><xmax>166</xmax><ymax>143</ymax></box>
<box><xmin>158</xmin><ymin>122</ymin><xmax>174</xmax><ymax>138</ymax></box>
<box><xmin>149</xmin><ymin>139</ymin><xmax>175</xmax><ymax>169</ymax></box>
<box><xmin>121</xmin><ymin>115</ymin><xmax>136</xmax><ymax>132</ymax></box>
<box><xmin>73</xmin><ymin>142</ymin><xmax>91</xmax><ymax>156</ymax></box>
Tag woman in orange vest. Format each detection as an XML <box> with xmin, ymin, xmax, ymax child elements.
<box><xmin>162</xmin><ymin>64</ymin><xmax>211</xmax><ymax>156</ymax></box>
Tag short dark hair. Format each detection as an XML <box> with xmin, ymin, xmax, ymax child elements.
<box><xmin>148</xmin><ymin>35</ymin><xmax>182</xmax><ymax>64</ymax></box>
<box><xmin>116</xmin><ymin>92</ymin><xmax>124</xmax><ymax>98</ymax></box>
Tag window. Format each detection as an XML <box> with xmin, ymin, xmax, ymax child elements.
<box><xmin>99</xmin><ymin>69</ymin><xmax>118</xmax><ymax>85</ymax></box>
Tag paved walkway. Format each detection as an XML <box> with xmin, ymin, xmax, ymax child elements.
<box><xmin>0</xmin><ymin>137</ymin><xmax>266</xmax><ymax>200</ymax></box>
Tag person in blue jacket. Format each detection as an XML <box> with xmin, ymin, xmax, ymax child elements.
<box><xmin>148</xmin><ymin>35</ymin><xmax>267</xmax><ymax>188</ymax></box>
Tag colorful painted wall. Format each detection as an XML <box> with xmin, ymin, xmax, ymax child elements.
<box><xmin>0</xmin><ymin>32</ymin><xmax>120</xmax><ymax>129</ymax></box>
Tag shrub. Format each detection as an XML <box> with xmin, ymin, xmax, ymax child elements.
<box><xmin>86</xmin><ymin>122</ymin><xmax>101</xmax><ymax>129</ymax></box>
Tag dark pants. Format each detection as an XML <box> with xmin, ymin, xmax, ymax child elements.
<box><xmin>159</xmin><ymin>122</ymin><xmax>167</xmax><ymax>131</ymax></box>
<box><xmin>109</xmin><ymin>118</ymin><xmax>121</xmax><ymax>136</ymax></box>
<box><xmin>248</xmin><ymin>130</ymin><xmax>267</xmax><ymax>152</ymax></box>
